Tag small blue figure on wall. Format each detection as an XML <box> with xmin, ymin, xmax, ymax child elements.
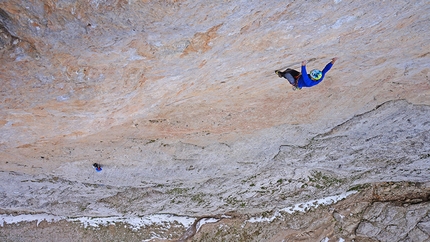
<box><xmin>93</xmin><ymin>163</ymin><xmax>102</xmax><ymax>172</ymax></box>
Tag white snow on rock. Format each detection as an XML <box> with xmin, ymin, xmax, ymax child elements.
<box><xmin>196</xmin><ymin>218</ymin><xmax>220</xmax><ymax>232</ymax></box>
<box><xmin>0</xmin><ymin>213</ymin><xmax>195</xmax><ymax>230</ymax></box>
<box><xmin>247</xmin><ymin>191</ymin><xmax>357</xmax><ymax>223</ymax></box>
<box><xmin>0</xmin><ymin>214</ymin><xmax>65</xmax><ymax>227</ymax></box>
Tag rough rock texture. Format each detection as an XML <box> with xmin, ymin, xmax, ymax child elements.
<box><xmin>190</xmin><ymin>182</ymin><xmax>430</xmax><ymax>242</ymax></box>
<box><xmin>0</xmin><ymin>0</ymin><xmax>429</xmax><ymax>241</ymax></box>
<box><xmin>1</xmin><ymin>182</ymin><xmax>430</xmax><ymax>242</ymax></box>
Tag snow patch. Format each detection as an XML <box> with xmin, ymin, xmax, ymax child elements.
<box><xmin>247</xmin><ymin>191</ymin><xmax>356</xmax><ymax>223</ymax></box>
<box><xmin>71</xmin><ymin>214</ymin><xmax>196</xmax><ymax>230</ymax></box>
<box><xmin>196</xmin><ymin>218</ymin><xmax>220</xmax><ymax>232</ymax></box>
<box><xmin>0</xmin><ymin>214</ymin><xmax>65</xmax><ymax>227</ymax></box>
<box><xmin>0</xmin><ymin>213</ymin><xmax>195</xmax><ymax>230</ymax></box>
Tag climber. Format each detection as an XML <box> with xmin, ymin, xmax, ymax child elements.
<box><xmin>93</xmin><ymin>163</ymin><xmax>102</xmax><ymax>172</ymax></box>
<box><xmin>275</xmin><ymin>57</ymin><xmax>338</xmax><ymax>90</ymax></box>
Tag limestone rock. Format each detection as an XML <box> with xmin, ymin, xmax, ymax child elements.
<box><xmin>0</xmin><ymin>0</ymin><xmax>429</xmax><ymax>241</ymax></box>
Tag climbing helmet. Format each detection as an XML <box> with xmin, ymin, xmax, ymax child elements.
<box><xmin>310</xmin><ymin>69</ymin><xmax>322</xmax><ymax>81</ymax></box>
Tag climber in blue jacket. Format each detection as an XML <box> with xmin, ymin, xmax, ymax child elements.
<box><xmin>276</xmin><ymin>57</ymin><xmax>338</xmax><ymax>90</ymax></box>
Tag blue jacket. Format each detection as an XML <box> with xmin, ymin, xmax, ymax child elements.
<box><xmin>297</xmin><ymin>62</ymin><xmax>333</xmax><ymax>88</ymax></box>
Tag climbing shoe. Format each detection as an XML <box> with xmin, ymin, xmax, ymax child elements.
<box><xmin>275</xmin><ymin>70</ymin><xmax>283</xmax><ymax>78</ymax></box>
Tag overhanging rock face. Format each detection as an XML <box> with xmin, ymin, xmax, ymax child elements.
<box><xmin>0</xmin><ymin>0</ymin><xmax>429</xmax><ymax>241</ymax></box>
<box><xmin>1</xmin><ymin>100</ymin><xmax>429</xmax><ymax>216</ymax></box>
